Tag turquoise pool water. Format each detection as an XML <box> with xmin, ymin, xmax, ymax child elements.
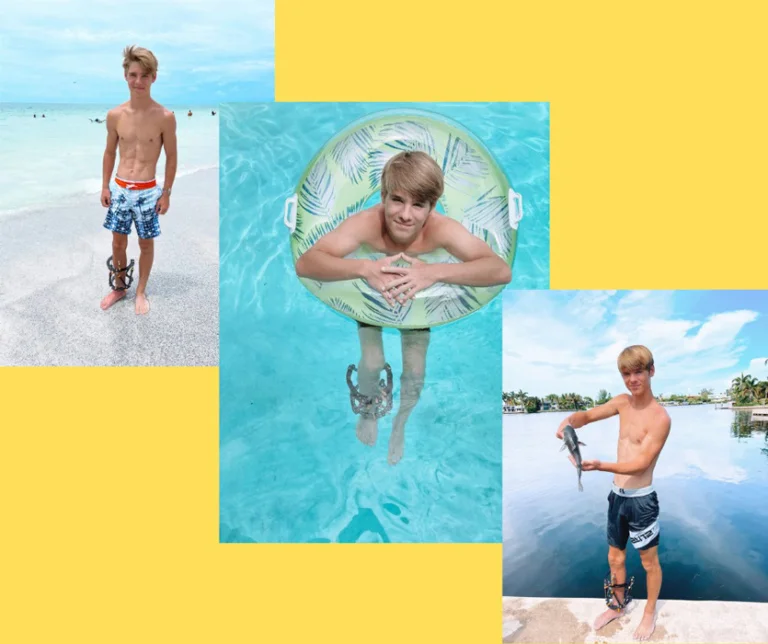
<box><xmin>220</xmin><ymin>102</ymin><xmax>549</xmax><ymax>543</ymax></box>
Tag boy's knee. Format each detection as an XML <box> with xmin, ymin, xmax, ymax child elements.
<box><xmin>400</xmin><ymin>372</ymin><xmax>425</xmax><ymax>404</ymax></box>
<box><xmin>138</xmin><ymin>238</ymin><xmax>154</xmax><ymax>252</ymax></box>
<box><xmin>608</xmin><ymin>549</ymin><xmax>626</xmax><ymax>568</ymax></box>
<box><xmin>112</xmin><ymin>237</ymin><xmax>128</xmax><ymax>252</ymax></box>
<box><xmin>359</xmin><ymin>353</ymin><xmax>385</xmax><ymax>376</ymax></box>
<box><xmin>640</xmin><ymin>552</ymin><xmax>660</xmax><ymax>573</ymax></box>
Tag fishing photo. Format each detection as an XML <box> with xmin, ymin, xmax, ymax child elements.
<box><xmin>501</xmin><ymin>290</ymin><xmax>768</xmax><ymax>643</ymax></box>
<box><xmin>0</xmin><ymin>0</ymin><xmax>273</xmax><ymax>366</ymax></box>
<box><xmin>219</xmin><ymin>101</ymin><xmax>550</xmax><ymax>543</ymax></box>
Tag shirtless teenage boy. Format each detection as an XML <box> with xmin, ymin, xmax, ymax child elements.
<box><xmin>295</xmin><ymin>151</ymin><xmax>511</xmax><ymax>464</ymax></box>
<box><xmin>100</xmin><ymin>45</ymin><xmax>178</xmax><ymax>315</ymax></box>
<box><xmin>556</xmin><ymin>345</ymin><xmax>671</xmax><ymax>641</ymax></box>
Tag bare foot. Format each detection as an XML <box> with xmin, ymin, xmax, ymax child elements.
<box><xmin>634</xmin><ymin>611</ymin><xmax>656</xmax><ymax>640</ymax></box>
<box><xmin>387</xmin><ymin>425</ymin><xmax>404</xmax><ymax>465</ymax></box>
<box><xmin>100</xmin><ymin>290</ymin><xmax>126</xmax><ymax>310</ymax></box>
<box><xmin>594</xmin><ymin>607</ymin><xmax>624</xmax><ymax>631</ymax></box>
<box><xmin>356</xmin><ymin>417</ymin><xmax>377</xmax><ymax>446</ymax></box>
<box><xmin>135</xmin><ymin>292</ymin><xmax>150</xmax><ymax>315</ymax></box>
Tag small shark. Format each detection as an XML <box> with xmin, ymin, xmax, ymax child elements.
<box><xmin>561</xmin><ymin>424</ymin><xmax>587</xmax><ymax>491</ymax></box>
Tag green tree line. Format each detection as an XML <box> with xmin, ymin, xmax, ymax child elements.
<box><xmin>504</xmin><ymin>369</ymin><xmax>768</xmax><ymax>413</ymax></box>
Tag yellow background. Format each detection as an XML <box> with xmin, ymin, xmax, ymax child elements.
<box><xmin>4</xmin><ymin>1</ymin><xmax>767</xmax><ymax>643</ymax></box>
<box><xmin>278</xmin><ymin>1</ymin><xmax>767</xmax><ymax>289</ymax></box>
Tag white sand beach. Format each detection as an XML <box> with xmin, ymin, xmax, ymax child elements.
<box><xmin>503</xmin><ymin>596</ymin><xmax>768</xmax><ymax>643</ymax></box>
<box><xmin>0</xmin><ymin>168</ymin><xmax>218</xmax><ymax>366</ymax></box>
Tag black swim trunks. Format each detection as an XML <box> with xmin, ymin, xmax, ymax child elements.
<box><xmin>357</xmin><ymin>321</ymin><xmax>430</xmax><ymax>332</ymax></box>
<box><xmin>606</xmin><ymin>484</ymin><xmax>660</xmax><ymax>551</ymax></box>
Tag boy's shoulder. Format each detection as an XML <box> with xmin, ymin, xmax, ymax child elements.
<box><xmin>107</xmin><ymin>102</ymin><xmax>128</xmax><ymax>117</ymax></box>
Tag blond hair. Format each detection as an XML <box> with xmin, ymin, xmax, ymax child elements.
<box><xmin>380</xmin><ymin>151</ymin><xmax>444</xmax><ymax>207</ymax></box>
<box><xmin>122</xmin><ymin>45</ymin><xmax>158</xmax><ymax>75</ymax></box>
<box><xmin>617</xmin><ymin>345</ymin><xmax>654</xmax><ymax>373</ymax></box>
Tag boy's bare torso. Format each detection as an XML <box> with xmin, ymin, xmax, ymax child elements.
<box><xmin>356</xmin><ymin>205</ymin><xmax>448</xmax><ymax>255</ymax></box>
<box><xmin>110</xmin><ymin>101</ymin><xmax>170</xmax><ymax>181</ymax></box>
<box><xmin>614</xmin><ymin>394</ymin><xmax>669</xmax><ymax>488</ymax></box>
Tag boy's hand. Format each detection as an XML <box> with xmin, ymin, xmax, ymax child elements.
<box><xmin>380</xmin><ymin>254</ymin><xmax>437</xmax><ymax>304</ymax></box>
<box><xmin>362</xmin><ymin>256</ymin><xmax>401</xmax><ymax>306</ymax></box>
<box><xmin>156</xmin><ymin>193</ymin><xmax>170</xmax><ymax>215</ymax></box>
<box><xmin>101</xmin><ymin>188</ymin><xmax>111</xmax><ymax>207</ymax></box>
<box><xmin>556</xmin><ymin>418</ymin><xmax>571</xmax><ymax>440</ymax></box>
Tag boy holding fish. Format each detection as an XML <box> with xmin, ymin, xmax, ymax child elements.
<box><xmin>556</xmin><ymin>345</ymin><xmax>671</xmax><ymax>641</ymax></box>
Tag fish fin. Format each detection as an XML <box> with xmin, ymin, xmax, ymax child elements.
<box><xmin>559</xmin><ymin>443</ymin><xmax>567</xmax><ymax>452</ymax></box>
<box><xmin>579</xmin><ymin>480</ymin><xmax>584</xmax><ymax>492</ymax></box>
<box><xmin>578</xmin><ymin>441</ymin><xmax>587</xmax><ymax>446</ymax></box>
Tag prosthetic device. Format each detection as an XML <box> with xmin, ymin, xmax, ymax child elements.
<box><xmin>346</xmin><ymin>363</ymin><xmax>393</xmax><ymax>419</ymax></box>
<box><xmin>604</xmin><ymin>571</ymin><xmax>634</xmax><ymax>611</ymax></box>
<box><xmin>107</xmin><ymin>255</ymin><xmax>135</xmax><ymax>291</ymax></box>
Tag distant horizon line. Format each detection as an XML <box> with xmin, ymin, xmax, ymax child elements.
<box><xmin>1</xmin><ymin>101</ymin><xmax>224</xmax><ymax>107</ymax></box>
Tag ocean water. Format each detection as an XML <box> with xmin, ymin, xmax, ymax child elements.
<box><xmin>0</xmin><ymin>103</ymin><xmax>219</xmax><ymax>215</ymax></box>
<box><xmin>502</xmin><ymin>406</ymin><xmax>768</xmax><ymax>602</ymax></box>
<box><xmin>219</xmin><ymin>102</ymin><xmax>549</xmax><ymax>543</ymax></box>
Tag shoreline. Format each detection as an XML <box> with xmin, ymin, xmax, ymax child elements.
<box><xmin>0</xmin><ymin>164</ymin><xmax>218</xmax><ymax>221</ymax></box>
<box><xmin>502</xmin><ymin>596</ymin><xmax>768</xmax><ymax>643</ymax></box>
<box><xmin>503</xmin><ymin>404</ymin><xmax>768</xmax><ymax>414</ymax></box>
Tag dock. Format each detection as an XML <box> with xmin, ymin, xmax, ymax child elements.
<box><xmin>502</xmin><ymin>596</ymin><xmax>768</xmax><ymax>643</ymax></box>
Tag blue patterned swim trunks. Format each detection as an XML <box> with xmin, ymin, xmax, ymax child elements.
<box><xmin>103</xmin><ymin>177</ymin><xmax>163</xmax><ymax>239</ymax></box>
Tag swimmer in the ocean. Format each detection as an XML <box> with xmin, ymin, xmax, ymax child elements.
<box><xmin>99</xmin><ymin>45</ymin><xmax>178</xmax><ymax>316</ymax></box>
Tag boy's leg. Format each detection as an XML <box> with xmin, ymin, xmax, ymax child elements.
<box><xmin>634</xmin><ymin>546</ymin><xmax>661</xmax><ymax>640</ymax></box>
<box><xmin>134</xmin><ymin>188</ymin><xmax>162</xmax><ymax>315</ymax></box>
<box><xmin>100</xmin><ymin>232</ymin><xmax>130</xmax><ymax>310</ymax></box>
<box><xmin>594</xmin><ymin>545</ymin><xmax>628</xmax><ymax>630</ymax></box>
<box><xmin>388</xmin><ymin>328</ymin><xmax>430</xmax><ymax>465</ymax></box>
<box><xmin>354</xmin><ymin>324</ymin><xmax>386</xmax><ymax>446</ymax></box>
<box><xmin>135</xmin><ymin>237</ymin><xmax>154</xmax><ymax>315</ymax></box>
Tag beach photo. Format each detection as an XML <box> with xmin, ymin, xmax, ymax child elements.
<box><xmin>501</xmin><ymin>290</ymin><xmax>768</xmax><ymax>643</ymax></box>
<box><xmin>219</xmin><ymin>101</ymin><xmax>550</xmax><ymax>543</ymax></box>
<box><xmin>0</xmin><ymin>0</ymin><xmax>273</xmax><ymax>366</ymax></box>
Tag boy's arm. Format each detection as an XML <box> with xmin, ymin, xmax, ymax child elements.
<box><xmin>434</xmin><ymin>218</ymin><xmax>512</xmax><ymax>286</ymax></box>
<box><xmin>295</xmin><ymin>212</ymin><xmax>401</xmax><ymax>306</ymax></box>
<box><xmin>161</xmin><ymin>111</ymin><xmax>178</xmax><ymax>195</ymax></box>
<box><xmin>102</xmin><ymin>110</ymin><xmax>119</xmax><ymax>189</ymax></box>
<box><xmin>556</xmin><ymin>395</ymin><xmax>625</xmax><ymax>438</ymax></box>
<box><xmin>295</xmin><ymin>215</ymin><xmax>367</xmax><ymax>280</ymax></box>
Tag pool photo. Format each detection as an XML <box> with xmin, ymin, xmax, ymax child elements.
<box><xmin>219</xmin><ymin>102</ymin><xmax>550</xmax><ymax>543</ymax></box>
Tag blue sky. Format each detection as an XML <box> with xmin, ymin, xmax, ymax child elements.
<box><xmin>3</xmin><ymin>0</ymin><xmax>273</xmax><ymax>104</ymax></box>
<box><xmin>503</xmin><ymin>291</ymin><xmax>768</xmax><ymax>398</ymax></box>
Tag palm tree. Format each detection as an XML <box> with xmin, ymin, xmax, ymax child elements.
<box><xmin>732</xmin><ymin>373</ymin><xmax>759</xmax><ymax>405</ymax></box>
<box><xmin>757</xmin><ymin>380</ymin><xmax>768</xmax><ymax>405</ymax></box>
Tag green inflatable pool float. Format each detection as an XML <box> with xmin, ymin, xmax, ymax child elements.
<box><xmin>283</xmin><ymin>109</ymin><xmax>523</xmax><ymax>329</ymax></box>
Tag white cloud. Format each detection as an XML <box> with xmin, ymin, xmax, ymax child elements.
<box><xmin>503</xmin><ymin>292</ymin><xmax>761</xmax><ymax>398</ymax></box>
<box><xmin>4</xmin><ymin>0</ymin><xmax>273</xmax><ymax>101</ymax></box>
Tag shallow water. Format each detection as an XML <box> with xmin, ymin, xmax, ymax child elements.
<box><xmin>0</xmin><ymin>103</ymin><xmax>218</xmax><ymax>215</ymax></box>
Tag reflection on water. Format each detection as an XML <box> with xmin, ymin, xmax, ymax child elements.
<box><xmin>503</xmin><ymin>405</ymin><xmax>768</xmax><ymax>601</ymax></box>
